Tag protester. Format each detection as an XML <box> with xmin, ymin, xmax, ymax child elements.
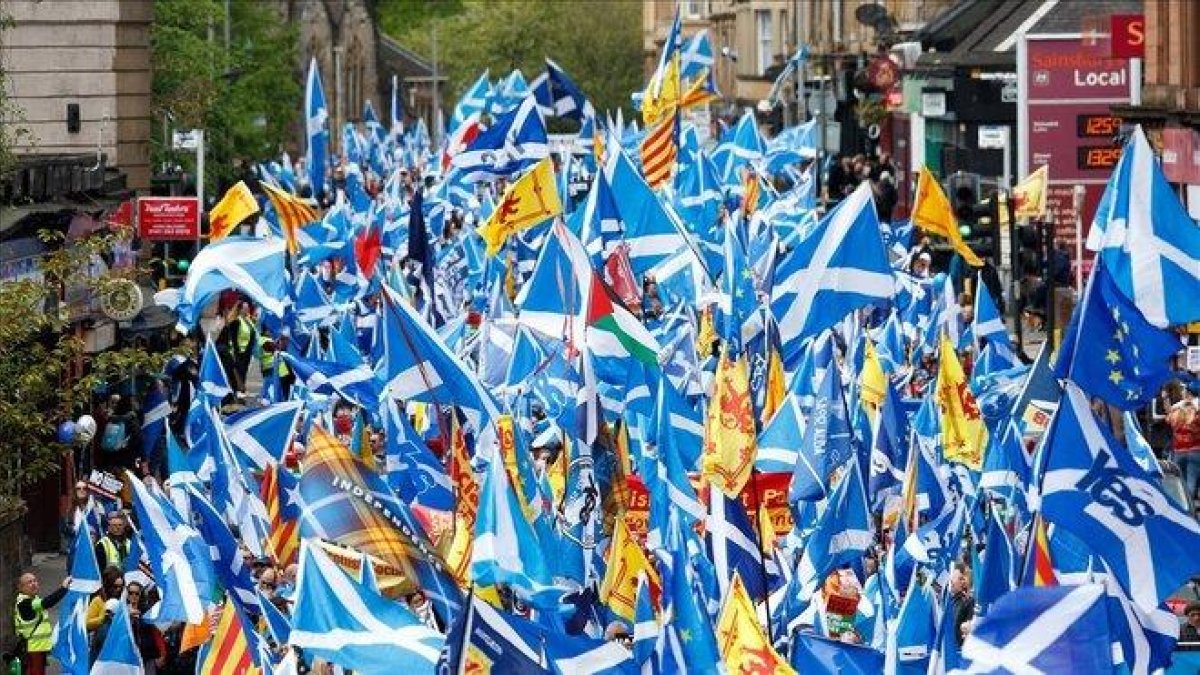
<box><xmin>94</xmin><ymin>511</ymin><xmax>131</xmax><ymax>571</ymax></box>
<box><xmin>1168</xmin><ymin>387</ymin><xmax>1200</xmax><ymax>504</ymax></box>
<box><xmin>12</xmin><ymin>572</ymin><xmax>70</xmax><ymax>675</ymax></box>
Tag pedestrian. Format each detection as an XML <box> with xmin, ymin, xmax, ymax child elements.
<box><xmin>1181</xmin><ymin>603</ymin><xmax>1200</xmax><ymax>642</ymax></box>
<box><xmin>95</xmin><ymin>511</ymin><xmax>131</xmax><ymax>572</ymax></box>
<box><xmin>126</xmin><ymin>582</ymin><xmax>167</xmax><ymax>674</ymax></box>
<box><xmin>218</xmin><ymin>300</ymin><xmax>257</xmax><ymax>398</ymax></box>
<box><xmin>1167</xmin><ymin>387</ymin><xmax>1200</xmax><ymax>505</ymax></box>
<box><xmin>86</xmin><ymin>567</ymin><xmax>126</xmax><ymax>633</ymax></box>
<box><xmin>11</xmin><ymin>572</ymin><xmax>71</xmax><ymax>675</ymax></box>
<box><xmin>949</xmin><ymin>562</ymin><xmax>974</xmax><ymax>646</ymax></box>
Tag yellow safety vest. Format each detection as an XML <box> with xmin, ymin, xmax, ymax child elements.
<box><xmin>236</xmin><ymin>316</ymin><xmax>255</xmax><ymax>352</ymax></box>
<box><xmin>258</xmin><ymin>336</ymin><xmax>290</xmax><ymax>377</ymax></box>
<box><xmin>97</xmin><ymin>536</ymin><xmax>127</xmax><ymax>570</ymax></box>
<box><xmin>13</xmin><ymin>593</ymin><xmax>52</xmax><ymax>653</ymax></box>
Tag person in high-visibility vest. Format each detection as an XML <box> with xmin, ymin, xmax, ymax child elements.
<box><xmin>94</xmin><ymin>511</ymin><xmax>130</xmax><ymax>572</ymax></box>
<box><xmin>13</xmin><ymin>572</ymin><xmax>71</xmax><ymax>675</ymax></box>
<box><xmin>258</xmin><ymin>331</ymin><xmax>294</xmax><ymax>400</ymax></box>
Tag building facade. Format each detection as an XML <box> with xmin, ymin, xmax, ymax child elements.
<box><xmin>1</xmin><ymin>0</ymin><xmax>154</xmax><ymax>192</ymax></box>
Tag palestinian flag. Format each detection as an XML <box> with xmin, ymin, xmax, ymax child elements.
<box><xmin>585</xmin><ymin>271</ymin><xmax>660</xmax><ymax>366</ymax></box>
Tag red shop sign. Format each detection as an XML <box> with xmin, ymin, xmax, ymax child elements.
<box><xmin>138</xmin><ymin>196</ymin><xmax>200</xmax><ymax>241</ymax></box>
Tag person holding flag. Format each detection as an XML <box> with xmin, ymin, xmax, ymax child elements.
<box><xmin>11</xmin><ymin>571</ymin><xmax>71</xmax><ymax>675</ymax></box>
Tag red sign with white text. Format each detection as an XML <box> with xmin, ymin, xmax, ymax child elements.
<box><xmin>1110</xmin><ymin>14</ymin><xmax>1145</xmax><ymax>59</ymax></box>
<box><xmin>138</xmin><ymin>197</ymin><xmax>200</xmax><ymax>240</ymax></box>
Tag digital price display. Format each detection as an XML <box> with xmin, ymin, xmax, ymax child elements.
<box><xmin>1077</xmin><ymin>114</ymin><xmax>1123</xmax><ymax>138</ymax></box>
<box><xmin>1077</xmin><ymin>145</ymin><xmax>1123</xmax><ymax>170</ymax></box>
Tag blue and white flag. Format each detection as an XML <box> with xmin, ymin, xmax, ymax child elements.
<box><xmin>972</xmin><ymin>274</ymin><xmax>1016</xmax><ymax>361</ymax></box>
<box><xmin>127</xmin><ymin>470</ymin><xmax>215</xmax><ymax>625</ymax></box>
<box><xmin>89</xmin><ymin>595</ymin><xmax>143</xmax><ymax>675</ymax></box>
<box><xmin>531</xmin><ymin>58</ymin><xmax>595</xmax><ymax>121</ymax></box>
<box><xmin>771</xmin><ymin>182</ymin><xmax>893</xmax><ymax>362</ymax></box>
<box><xmin>186</xmin><ymin>486</ymin><xmax>261</xmax><ymax>615</ymax></box>
<box><xmin>452</xmin><ymin>95</ymin><xmax>548</xmax><ymax>182</ymax></box>
<box><xmin>52</xmin><ymin>525</ymin><xmax>103</xmax><ymax>675</ymax></box>
<box><xmin>1087</xmin><ymin>125</ymin><xmax>1200</xmax><ymax>327</ymax></box>
<box><xmin>449</xmin><ymin>70</ymin><xmax>490</xmax><ymax>135</ymax></box>
<box><xmin>282</xmin><ymin>352</ymin><xmax>383</xmax><ymax>413</ymax></box>
<box><xmin>791</xmin><ymin>632</ymin><xmax>883</xmax><ymax>674</ymax></box>
<box><xmin>223</xmin><ymin>401</ymin><xmax>303</xmax><ymax>471</ymax></box>
<box><xmin>705</xmin><ymin>487</ymin><xmax>765</xmax><ymax>602</ymax></box>
<box><xmin>885</xmin><ymin>578</ymin><xmax>935</xmax><ymax>674</ymax></box>
<box><xmin>167</xmin><ymin>236</ymin><xmax>291</xmax><ymax>331</ymax></box>
<box><xmin>305</xmin><ymin>57</ymin><xmax>329</xmax><ymax>195</ymax></box>
<box><xmin>959</xmin><ymin>584</ymin><xmax>1113</xmax><ymax>674</ymax></box>
<box><xmin>790</xmin><ymin>364</ymin><xmax>854</xmax><ymax>502</ymax></box>
<box><xmin>437</xmin><ymin>593</ymin><xmax>545</xmax><ymax>673</ymax></box>
<box><xmin>1038</xmin><ymin>381</ymin><xmax>1200</xmax><ymax>614</ymax></box>
<box><xmin>976</xmin><ymin>507</ymin><xmax>1016</xmax><ymax>617</ymax></box>
<box><xmin>603</xmin><ymin>144</ymin><xmax>693</xmax><ymax>279</ymax></box>
<box><xmin>795</xmin><ymin>459</ymin><xmax>872</xmax><ymax>599</ymax></box>
<box><xmin>140</xmin><ymin>384</ymin><xmax>170</xmax><ymax>458</ymax></box>
<box><xmin>383</xmin><ymin>400</ymin><xmax>454</xmax><ymax>511</ymax></box>
<box><xmin>756</xmin><ymin>394</ymin><xmax>807</xmax><ymax>473</ymax></box>
<box><xmin>290</xmin><ymin>542</ymin><xmax>445</xmax><ymax>674</ymax></box>
<box><xmin>198</xmin><ymin>338</ymin><xmax>232</xmax><ymax>404</ymax></box>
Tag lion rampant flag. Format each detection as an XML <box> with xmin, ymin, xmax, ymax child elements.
<box><xmin>599</xmin><ymin>516</ymin><xmax>660</xmax><ymax>622</ymax></box>
<box><xmin>716</xmin><ymin>574</ymin><xmax>796</xmax><ymax>674</ymax></box>
<box><xmin>477</xmin><ymin>156</ymin><xmax>562</xmax><ymax>256</ymax></box>
<box><xmin>208</xmin><ymin>180</ymin><xmax>259</xmax><ymax>241</ymax></box>
<box><xmin>1012</xmin><ymin>165</ymin><xmax>1049</xmax><ymax>220</ymax></box>
<box><xmin>936</xmin><ymin>332</ymin><xmax>988</xmax><ymax>469</ymax></box>
<box><xmin>702</xmin><ymin>348</ymin><xmax>757</xmax><ymax>497</ymax></box>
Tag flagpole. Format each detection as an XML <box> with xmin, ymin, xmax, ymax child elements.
<box><xmin>748</xmin><ymin>467</ymin><xmax>775</xmax><ymax>645</ymax></box>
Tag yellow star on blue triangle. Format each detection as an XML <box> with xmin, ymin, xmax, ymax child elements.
<box><xmin>1105</xmin><ymin>350</ymin><xmax>1120</xmax><ymax>364</ymax></box>
<box><xmin>1109</xmin><ymin>370</ymin><xmax>1124</xmax><ymax>384</ymax></box>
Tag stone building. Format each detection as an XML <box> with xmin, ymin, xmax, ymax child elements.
<box><xmin>1</xmin><ymin>0</ymin><xmax>154</xmax><ymax>194</ymax></box>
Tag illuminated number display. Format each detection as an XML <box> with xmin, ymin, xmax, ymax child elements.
<box><xmin>1077</xmin><ymin>145</ymin><xmax>1122</xmax><ymax>170</ymax></box>
<box><xmin>1077</xmin><ymin>114</ymin><xmax>1123</xmax><ymax>138</ymax></box>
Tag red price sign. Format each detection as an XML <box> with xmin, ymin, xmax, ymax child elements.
<box><xmin>138</xmin><ymin>197</ymin><xmax>200</xmax><ymax>241</ymax></box>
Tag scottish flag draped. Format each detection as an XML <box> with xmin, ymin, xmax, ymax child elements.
<box><xmin>167</xmin><ymin>236</ymin><xmax>291</xmax><ymax>331</ymax></box>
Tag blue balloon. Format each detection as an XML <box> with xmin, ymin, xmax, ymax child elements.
<box><xmin>56</xmin><ymin>420</ymin><xmax>77</xmax><ymax>445</ymax></box>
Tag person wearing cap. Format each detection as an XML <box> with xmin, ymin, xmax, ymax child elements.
<box><xmin>12</xmin><ymin>571</ymin><xmax>71</xmax><ymax>675</ymax></box>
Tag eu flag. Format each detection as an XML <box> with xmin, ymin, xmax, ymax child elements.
<box><xmin>1055</xmin><ymin>261</ymin><xmax>1181</xmax><ymax>410</ymax></box>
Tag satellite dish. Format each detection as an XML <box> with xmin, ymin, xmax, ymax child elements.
<box><xmin>855</xmin><ymin>3</ymin><xmax>897</xmax><ymax>37</ymax></box>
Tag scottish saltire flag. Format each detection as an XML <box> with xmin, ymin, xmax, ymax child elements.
<box><xmin>383</xmin><ymin>400</ymin><xmax>454</xmax><ymax>511</ymax></box>
<box><xmin>290</xmin><ymin>542</ymin><xmax>444</xmax><ymax>674</ymax></box>
<box><xmin>438</xmin><ymin>593</ymin><xmax>545</xmax><ymax>673</ymax></box>
<box><xmin>1084</xmin><ymin>563</ymin><xmax>1180</xmax><ymax>675</ymax></box>
<box><xmin>52</xmin><ymin>525</ymin><xmax>102</xmax><ymax>674</ymax></box>
<box><xmin>657</xmin><ymin>519</ymin><xmax>722</xmax><ymax>674</ymax></box>
<box><xmin>1038</xmin><ymin>382</ymin><xmax>1200</xmax><ymax>614</ymax></box>
<box><xmin>790</xmin><ymin>365</ymin><xmax>855</xmax><ymax>502</ymax></box>
<box><xmin>471</xmin><ymin>439</ymin><xmax>557</xmax><ymax>605</ymax></box>
<box><xmin>543</xmin><ymin>632</ymin><xmax>636</xmax><ymax>675</ymax></box>
<box><xmin>929</xmin><ymin>585</ymin><xmax>963</xmax><ymax>673</ymax></box>
<box><xmin>282</xmin><ymin>352</ymin><xmax>383</xmax><ymax>412</ymax></box>
<box><xmin>972</xmin><ymin>275</ymin><xmax>1016</xmax><ymax>361</ymax></box>
<box><xmin>452</xmin><ymin>95</ymin><xmax>548</xmax><ymax>182</ymax></box>
<box><xmin>89</xmin><ymin>595</ymin><xmax>143</xmax><ymax>675</ymax></box>
<box><xmin>292</xmin><ymin>274</ymin><xmax>333</xmax><ymax>331</ymax></box>
<box><xmin>959</xmin><ymin>584</ymin><xmax>1112</xmax><ymax>674</ymax></box>
<box><xmin>449</xmin><ymin>70</ymin><xmax>490</xmax><ymax>135</ymax></box>
<box><xmin>574</xmin><ymin>171</ymin><xmax>624</xmax><ymax>267</ymax></box>
<box><xmin>1055</xmin><ymin>261</ymin><xmax>1182</xmax><ymax>409</ymax></box>
<box><xmin>259</xmin><ymin>586</ymin><xmax>292</xmax><ymax>646</ymax></box>
<box><xmin>1122</xmin><ymin>412</ymin><xmax>1163</xmax><ymax>478</ymax></box>
<box><xmin>632</xmin><ymin>575</ymin><xmax>658</xmax><ymax>668</ymax></box>
<box><xmin>531</xmin><ymin>58</ymin><xmax>595</xmax><ymax>121</ymax></box>
<box><xmin>186</xmin><ymin>486</ymin><xmax>260</xmax><ymax>615</ymax></box>
<box><xmin>488</xmin><ymin>69</ymin><xmax>532</xmax><ymax>114</ymax></box>
<box><xmin>976</xmin><ymin>507</ymin><xmax>1017</xmax><ymax>617</ymax></box>
<box><xmin>223</xmin><ymin>400</ymin><xmax>302</xmax><ymax>471</ymax></box>
<box><xmin>868</xmin><ymin>377</ymin><xmax>908</xmax><ymax>502</ymax></box>
<box><xmin>198</xmin><ymin>338</ymin><xmax>232</xmax><ymax>403</ymax></box>
<box><xmin>679</xmin><ymin>29</ymin><xmax>715</xmax><ymax>89</ymax></box>
<box><xmin>127</xmin><ymin>470</ymin><xmax>215</xmax><ymax>625</ymax></box>
<box><xmin>771</xmin><ymin>182</ymin><xmax>893</xmax><ymax>361</ymax></box>
<box><xmin>305</xmin><ymin>57</ymin><xmax>329</xmax><ymax>195</ymax></box>
<box><xmin>298</xmin><ymin>427</ymin><xmax>462</xmax><ymax>624</ymax></box>
<box><xmin>603</xmin><ymin>144</ymin><xmax>693</xmax><ymax>279</ymax></box>
<box><xmin>167</xmin><ymin>236</ymin><xmax>291</xmax><ymax>331</ymax></box>
<box><xmin>375</xmin><ymin>285</ymin><xmax>499</xmax><ymax>434</ymax></box>
<box><xmin>140</xmin><ymin>383</ymin><xmax>170</xmax><ymax>457</ymax></box>
<box><xmin>1087</xmin><ymin>125</ymin><xmax>1200</xmax><ymax>327</ymax></box>
<box><xmin>756</xmin><ymin>394</ymin><xmax>808</xmax><ymax>473</ymax></box>
<box><xmin>795</xmin><ymin>459</ymin><xmax>872</xmax><ymax>599</ymax></box>
<box><xmin>705</xmin><ymin>487</ymin><xmax>765</xmax><ymax>602</ymax></box>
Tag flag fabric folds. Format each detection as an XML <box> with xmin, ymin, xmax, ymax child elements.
<box><xmin>168</xmin><ymin>236</ymin><xmax>291</xmax><ymax>331</ymax></box>
<box><xmin>477</xmin><ymin>156</ymin><xmax>563</xmax><ymax>256</ymax></box>
<box><xmin>208</xmin><ymin>180</ymin><xmax>260</xmax><ymax>241</ymax></box>
<box><xmin>911</xmin><ymin>165</ymin><xmax>983</xmax><ymax>267</ymax></box>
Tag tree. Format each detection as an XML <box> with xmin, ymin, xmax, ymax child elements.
<box><xmin>379</xmin><ymin>0</ymin><xmax>643</xmax><ymax>121</ymax></box>
<box><xmin>151</xmin><ymin>0</ymin><xmax>301</xmax><ymax>194</ymax></box>
<box><xmin>0</xmin><ymin>230</ymin><xmax>170</xmax><ymax>515</ymax></box>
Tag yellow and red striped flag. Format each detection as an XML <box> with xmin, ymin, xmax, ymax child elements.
<box><xmin>261</xmin><ymin>181</ymin><xmax>318</xmax><ymax>254</ymax></box>
<box><xmin>260</xmin><ymin>463</ymin><xmax>299</xmax><ymax>567</ymax></box>
<box><xmin>640</xmin><ymin>113</ymin><xmax>678</xmax><ymax>191</ymax></box>
<box><xmin>1027</xmin><ymin>514</ymin><xmax>1057</xmax><ymax>587</ymax></box>
<box><xmin>198</xmin><ymin>600</ymin><xmax>259</xmax><ymax>675</ymax></box>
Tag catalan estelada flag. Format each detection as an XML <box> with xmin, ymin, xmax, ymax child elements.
<box><xmin>261</xmin><ymin>181</ymin><xmax>318</xmax><ymax>254</ymax></box>
<box><xmin>197</xmin><ymin>599</ymin><xmax>259</xmax><ymax>675</ymax></box>
<box><xmin>640</xmin><ymin>112</ymin><xmax>678</xmax><ymax>190</ymax></box>
<box><xmin>261</xmin><ymin>463</ymin><xmax>299</xmax><ymax>567</ymax></box>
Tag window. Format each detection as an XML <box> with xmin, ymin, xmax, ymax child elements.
<box><xmin>756</xmin><ymin>9</ymin><xmax>772</xmax><ymax>75</ymax></box>
<box><xmin>684</xmin><ymin>0</ymin><xmax>702</xmax><ymax>18</ymax></box>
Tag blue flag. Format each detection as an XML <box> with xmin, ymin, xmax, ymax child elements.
<box><xmin>1055</xmin><ymin>260</ymin><xmax>1181</xmax><ymax>410</ymax></box>
<box><xmin>305</xmin><ymin>57</ymin><xmax>329</xmax><ymax>196</ymax></box>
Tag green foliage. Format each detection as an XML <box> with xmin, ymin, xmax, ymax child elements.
<box><xmin>0</xmin><ymin>9</ymin><xmax>30</xmax><ymax>182</ymax></box>
<box><xmin>380</xmin><ymin>0</ymin><xmax>643</xmax><ymax>121</ymax></box>
<box><xmin>0</xmin><ymin>231</ymin><xmax>172</xmax><ymax>504</ymax></box>
<box><xmin>151</xmin><ymin>0</ymin><xmax>301</xmax><ymax>191</ymax></box>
